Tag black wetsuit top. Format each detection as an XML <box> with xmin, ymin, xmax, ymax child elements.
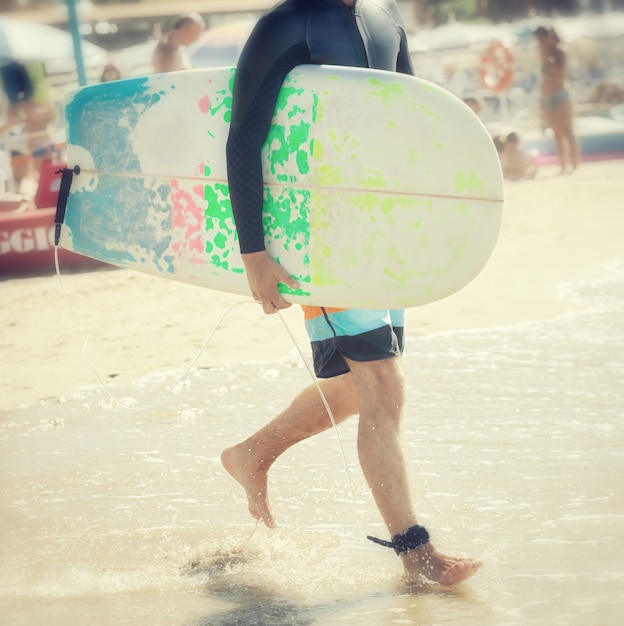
<box><xmin>226</xmin><ymin>0</ymin><xmax>414</xmax><ymax>254</ymax></box>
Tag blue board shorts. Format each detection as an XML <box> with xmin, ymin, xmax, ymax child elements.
<box><xmin>302</xmin><ymin>306</ymin><xmax>405</xmax><ymax>378</ymax></box>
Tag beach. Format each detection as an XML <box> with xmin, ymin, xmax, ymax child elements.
<box><xmin>1</xmin><ymin>160</ymin><xmax>623</xmax><ymax>625</ymax></box>
<box><xmin>1</xmin><ymin>160</ymin><xmax>622</xmax><ymax>408</ymax></box>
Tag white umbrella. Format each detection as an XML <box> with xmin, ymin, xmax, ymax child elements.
<box><xmin>560</xmin><ymin>12</ymin><xmax>624</xmax><ymax>41</ymax></box>
<box><xmin>0</xmin><ymin>16</ymin><xmax>106</xmax><ymax>66</ymax></box>
<box><xmin>506</xmin><ymin>13</ymin><xmax>624</xmax><ymax>44</ymax></box>
<box><xmin>409</xmin><ymin>22</ymin><xmax>516</xmax><ymax>54</ymax></box>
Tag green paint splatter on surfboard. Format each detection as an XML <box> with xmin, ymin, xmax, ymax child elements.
<box><xmin>207</xmin><ymin>69</ymin><xmax>235</xmax><ymax>123</ymax></box>
<box><xmin>454</xmin><ymin>169</ymin><xmax>484</xmax><ymax>193</ymax></box>
<box><xmin>203</xmin><ymin>183</ymin><xmax>244</xmax><ymax>274</ymax></box>
<box><xmin>366</xmin><ymin>78</ymin><xmax>405</xmax><ymax>105</ymax></box>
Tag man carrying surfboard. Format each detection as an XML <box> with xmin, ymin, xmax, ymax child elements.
<box><xmin>221</xmin><ymin>0</ymin><xmax>482</xmax><ymax>586</ymax></box>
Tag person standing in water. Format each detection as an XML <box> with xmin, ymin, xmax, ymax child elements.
<box><xmin>152</xmin><ymin>13</ymin><xmax>205</xmax><ymax>74</ymax></box>
<box><xmin>221</xmin><ymin>0</ymin><xmax>482</xmax><ymax>586</ymax></box>
<box><xmin>534</xmin><ymin>26</ymin><xmax>580</xmax><ymax>173</ymax></box>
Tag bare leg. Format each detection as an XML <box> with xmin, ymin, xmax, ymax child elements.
<box><xmin>348</xmin><ymin>357</ymin><xmax>414</xmax><ymax>534</ymax></box>
<box><xmin>552</xmin><ymin>127</ymin><xmax>569</xmax><ymax>174</ymax></box>
<box><xmin>222</xmin><ymin>356</ymin><xmax>482</xmax><ymax>586</ymax></box>
<box><xmin>221</xmin><ymin>373</ymin><xmax>359</xmax><ymax>528</ymax></box>
<box><xmin>550</xmin><ymin>99</ymin><xmax>579</xmax><ymax>173</ymax></box>
<box><xmin>544</xmin><ymin>108</ymin><xmax>566</xmax><ymax>173</ymax></box>
<box><xmin>347</xmin><ymin>356</ymin><xmax>482</xmax><ymax>585</ymax></box>
<box><xmin>560</xmin><ymin>100</ymin><xmax>580</xmax><ymax>171</ymax></box>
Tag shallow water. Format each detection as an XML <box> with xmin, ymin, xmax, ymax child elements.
<box><xmin>1</xmin><ymin>262</ymin><xmax>623</xmax><ymax>625</ymax></box>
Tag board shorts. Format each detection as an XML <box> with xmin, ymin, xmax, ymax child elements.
<box><xmin>302</xmin><ymin>306</ymin><xmax>405</xmax><ymax>378</ymax></box>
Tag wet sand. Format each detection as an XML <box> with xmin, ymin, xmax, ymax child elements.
<box><xmin>1</xmin><ymin>160</ymin><xmax>623</xmax><ymax>625</ymax></box>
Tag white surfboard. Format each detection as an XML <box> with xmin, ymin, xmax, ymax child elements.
<box><xmin>59</xmin><ymin>65</ymin><xmax>504</xmax><ymax>308</ymax></box>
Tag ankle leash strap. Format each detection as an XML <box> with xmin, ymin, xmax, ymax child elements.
<box><xmin>367</xmin><ymin>524</ymin><xmax>430</xmax><ymax>556</ymax></box>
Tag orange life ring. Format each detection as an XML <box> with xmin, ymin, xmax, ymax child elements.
<box><xmin>480</xmin><ymin>41</ymin><xmax>515</xmax><ymax>92</ymax></box>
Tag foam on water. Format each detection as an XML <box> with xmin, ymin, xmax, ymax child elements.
<box><xmin>1</xmin><ymin>262</ymin><xmax>623</xmax><ymax>625</ymax></box>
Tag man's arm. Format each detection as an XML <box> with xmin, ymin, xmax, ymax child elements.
<box><xmin>226</xmin><ymin>13</ymin><xmax>310</xmax><ymax>312</ymax></box>
<box><xmin>396</xmin><ymin>29</ymin><xmax>414</xmax><ymax>76</ymax></box>
<box><xmin>386</xmin><ymin>0</ymin><xmax>414</xmax><ymax>77</ymax></box>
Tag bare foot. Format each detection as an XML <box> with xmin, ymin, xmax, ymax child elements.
<box><xmin>402</xmin><ymin>543</ymin><xmax>482</xmax><ymax>586</ymax></box>
<box><xmin>220</xmin><ymin>444</ymin><xmax>277</xmax><ymax>529</ymax></box>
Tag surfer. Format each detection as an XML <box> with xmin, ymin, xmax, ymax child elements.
<box><xmin>152</xmin><ymin>13</ymin><xmax>205</xmax><ymax>74</ymax></box>
<box><xmin>222</xmin><ymin>0</ymin><xmax>482</xmax><ymax>586</ymax></box>
<box><xmin>534</xmin><ymin>26</ymin><xmax>580</xmax><ymax>173</ymax></box>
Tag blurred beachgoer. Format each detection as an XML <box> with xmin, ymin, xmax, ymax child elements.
<box><xmin>16</xmin><ymin>99</ymin><xmax>56</xmax><ymax>166</ymax></box>
<box><xmin>152</xmin><ymin>13</ymin><xmax>206</xmax><ymax>73</ymax></box>
<box><xmin>463</xmin><ymin>95</ymin><xmax>485</xmax><ymax>118</ymax></box>
<box><xmin>534</xmin><ymin>26</ymin><xmax>579</xmax><ymax>174</ymax></box>
<box><xmin>499</xmin><ymin>132</ymin><xmax>537</xmax><ymax>180</ymax></box>
<box><xmin>0</xmin><ymin>61</ymin><xmax>56</xmax><ymax>185</ymax></box>
<box><xmin>0</xmin><ymin>146</ymin><xmax>11</xmax><ymax>192</ymax></box>
<box><xmin>491</xmin><ymin>133</ymin><xmax>504</xmax><ymax>155</ymax></box>
<box><xmin>222</xmin><ymin>0</ymin><xmax>482</xmax><ymax>587</ymax></box>
<box><xmin>9</xmin><ymin>149</ymin><xmax>29</xmax><ymax>193</ymax></box>
<box><xmin>442</xmin><ymin>64</ymin><xmax>470</xmax><ymax>98</ymax></box>
<box><xmin>100</xmin><ymin>63</ymin><xmax>122</xmax><ymax>83</ymax></box>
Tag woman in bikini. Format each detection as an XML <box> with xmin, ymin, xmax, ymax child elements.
<box><xmin>535</xmin><ymin>26</ymin><xmax>580</xmax><ymax>173</ymax></box>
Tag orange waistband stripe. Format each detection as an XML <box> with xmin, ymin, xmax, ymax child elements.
<box><xmin>302</xmin><ymin>305</ymin><xmax>347</xmax><ymax>321</ymax></box>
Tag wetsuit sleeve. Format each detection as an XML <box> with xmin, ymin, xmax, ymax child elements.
<box><xmin>386</xmin><ymin>0</ymin><xmax>414</xmax><ymax>76</ymax></box>
<box><xmin>396</xmin><ymin>29</ymin><xmax>414</xmax><ymax>76</ymax></box>
<box><xmin>226</xmin><ymin>15</ymin><xmax>310</xmax><ymax>254</ymax></box>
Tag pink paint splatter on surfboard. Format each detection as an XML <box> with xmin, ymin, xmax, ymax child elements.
<box><xmin>198</xmin><ymin>95</ymin><xmax>210</xmax><ymax>114</ymax></box>
<box><xmin>171</xmin><ymin>179</ymin><xmax>205</xmax><ymax>266</ymax></box>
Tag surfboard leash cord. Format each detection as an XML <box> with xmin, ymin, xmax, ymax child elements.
<box><xmin>53</xmin><ymin>245</ymin><xmax>255</xmax><ymax>412</ymax></box>
<box><xmin>53</xmin><ymin>247</ymin><xmax>367</xmax><ymax>537</ymax></box>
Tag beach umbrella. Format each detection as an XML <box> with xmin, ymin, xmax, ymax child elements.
<box><xmin>409</xmin><ymin>22</ymin><xmax>516</xmax><ymax>54</ymax></box>
<box><xmin>187</xmin><ymin>19</ymin><xmax>257</xmax><ymax>68</ymax></box>
<box><xmin>507</xmin><ymin>13</ymin><xmax>624</xmax><ymax>44</ymax></box>
<box><xmin>564</xmin><ymin>12</ymin><xmax>624</xmax><ymax>41</ymax></box>
<box><xmin>0</xmin><ymin>16</ymin><xmax>106</xmax><ymax>67</ymax></box>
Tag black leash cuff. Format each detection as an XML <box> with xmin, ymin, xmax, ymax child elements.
<box><xmin>54</xmin><ymin>165</ymin><xmax>80</xmax><ymax>246</ymax></box>
<box><xmin>367</xmin><ymin>524</ymin><xmax>430</xmax><ymax>556</ymax></box>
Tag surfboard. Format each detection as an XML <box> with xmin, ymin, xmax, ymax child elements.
<box><xmin>58</xmin><ymin>65</ymin><xmax>504</xmax><ymax>308</ymax></box>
